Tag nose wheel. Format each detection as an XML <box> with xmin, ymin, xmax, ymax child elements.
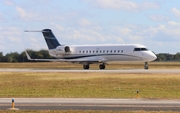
<box><xmin>144</xmin><ymin>62</ymin><xmax>148</xmax><ymax>70</ymax></box>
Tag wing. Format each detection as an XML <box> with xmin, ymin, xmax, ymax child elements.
<box><xmin>25</xmin><ymin>51</ymin><xmax>61</xmax><ymax>62</ymax></box>
<box><xmin>25</xmin><ymin>51</ymin><xmax>106</xmax><ymax>64</ymax></box>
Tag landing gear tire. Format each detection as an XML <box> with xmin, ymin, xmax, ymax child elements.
<box><xmin>144</xmin><ymin>62</ymin><xmax>148</xmax><ymax>70</ymax></box>
<box><xmin>83</xmin><ymin>64</ymin><xmax>90</xmax><ymax>69</ymax></box>
<box><xmin>99</xmin><ymin>64</ymin><xmax>105</xmax><ymax>69</ymax></box>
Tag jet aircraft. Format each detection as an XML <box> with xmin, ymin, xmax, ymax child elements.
<box><xmin>25</xmin><ymin>29</ymin><xmax>157</xmax><ymax>69</ymax></box>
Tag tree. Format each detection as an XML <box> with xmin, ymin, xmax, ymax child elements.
<box><xmin>4</xmin><ymin>52</ymin><xmax>20</xmax><ymax>62</ymax></box>
<box><xmin>0</xmin><ymin>52</ymin><xmax>3</xmax><ymax>62</ymax></box>
<box><xmin>174</xmin><ymin>53</ymin><xmax>180</xmax><ymax>61</ymax></box>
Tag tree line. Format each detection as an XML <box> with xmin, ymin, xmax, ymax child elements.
<box><xmin>155</xmin><ymin>53</ymin><xmax>180</xmax><ymax>61</ymax></box>
<box><xmin>0</xmin><ymin>50</ymin><xmax>180</xmax><ymax>62</ymax></box>
<box><xmin>0</xmin><ymin>50</ymin><xmax>53</xmax><ymax>62</ymax></box>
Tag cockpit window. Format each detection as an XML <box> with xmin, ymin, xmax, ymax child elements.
<box><xmin>141</xmin><ymin>48</ymin><xmax>148</xmax><ymax>51</ymax></box>
<box><xmin>134</xmin><ymin>48</ymin><xmax>141</xmax><ymax>51</ymax></box>
<box><xmin>134</xmin><ymin>48</ymin><xmax>148</xmax><ymax>51</ymax></box>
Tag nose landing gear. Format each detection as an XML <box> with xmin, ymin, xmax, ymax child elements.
<box><xmin>144</xmin><ymin>62</ymin><xmax>148</xmax><ymax>70</ymax></box>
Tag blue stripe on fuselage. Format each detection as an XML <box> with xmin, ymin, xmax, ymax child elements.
<box><xmin>59</xmin><ymin>54</ymin><xmax>140</xmax><ymax>59</ymax></box>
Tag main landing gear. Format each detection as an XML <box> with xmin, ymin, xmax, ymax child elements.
<box><xmin>83</xmin><ymin>63</ymin><xmax>106</xmax><ymax>70</ymax></box>
<box><xmin>83</xmin><ymin>64</ymin><xmax>90</xmax><ymax>69</ymax></box>
<box><xmin>144</xmin><ymin>62</ymin><xmax>148</xmax><ymax>70</ymax></box>
<box><xmin>99</xmin><ymin>63</ymin><xmax>105</xmax><ymax>69</ymax></box>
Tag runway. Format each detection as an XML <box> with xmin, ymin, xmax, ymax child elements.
<box><xmin>1</xmin><ymin>68</ymin><xmax>180</xmax><ymax>73</ymax></box>
<box><xmin>1</xmin><ymin>98</ymin><xmax>180</xmax><ymax>111</ymax></box>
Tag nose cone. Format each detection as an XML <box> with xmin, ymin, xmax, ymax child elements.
<box><xmin>148</xmin><ymin>52</ymin><xmax>157</xmax><ymax>61</ymax></box>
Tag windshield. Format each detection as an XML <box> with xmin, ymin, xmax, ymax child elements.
<box><xmin>134</xmin><ymin>48</ymin><xmax>148</xmax><ymax>51</ymax></box>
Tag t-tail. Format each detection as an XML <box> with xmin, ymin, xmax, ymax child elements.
<box><xmin>25</xmin><ymin>29</ymin><xmax>61</xmax><ymax>57</ymax></box>
<box><xmin>42</xmin><ymin>29</ymin><xmax>61</xmax><ymax>49</ymax></box>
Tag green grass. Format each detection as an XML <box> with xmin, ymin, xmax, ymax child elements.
<box><xmin>0</xmin><ymin>72</ymin><xmax>180</xmax><ymax>99</ymax></box>
<box><xmin>0</xmin><ymin>62</ymin><xmax>180</xmax><ymax>69</ymax></box>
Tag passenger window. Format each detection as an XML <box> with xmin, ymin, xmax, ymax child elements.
<box><xmin>89</xmin><ymin>51</ymin><xmax>91</xmax><ymax>53</ymax></box>
<box><xmin>107</xmin><ymin>50</ymin><xmax>108</xmax><ymax>53</ymax></box>
<box><xmin>121</xmin><ymin>50</ymin><xmax>123</xmax><ymax>53</ymax></box>
<box><xmin>110</xmin><ymin>50</ymin><xmax>112</xmax><ymax>53</ymax></box>
<box><xmin>103</xmin><ymin>50</ymin><xmax>105</xmax><ymax>53</ymax></box>
<box><xmin>118</xmin><ymin>50</ymin><xmax>120</xmax><ymax>53</ymax></box>
<box><xmin>114</xmin><ymin>50</ymin><xmax>116</xmax><ymax>53</ymax></box>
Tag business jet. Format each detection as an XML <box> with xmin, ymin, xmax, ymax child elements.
<box><xmin>25</xmin><ymin>29</ymin><xmax>157</xmax><ymax>70</ymax></box>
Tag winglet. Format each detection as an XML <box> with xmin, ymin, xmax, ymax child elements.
<box><xmin>25</xmin><ymin>51</ymin><xmax>32</xmax><ymax>60</ymax></box>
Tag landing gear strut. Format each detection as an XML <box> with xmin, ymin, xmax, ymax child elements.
<box><xmin>83</xmin><ymin>64</ymin><xmax>90</xmax><ymax>69</ymax></box>
<box><xmin>99</xmin><ymin>63</ymin><xmax>105</xmax><ymax>69</ymax></box>
<box><xmin>144</xmin><ymin>62</ymin><xmax>148</xmax><ymax>70</ymax></box>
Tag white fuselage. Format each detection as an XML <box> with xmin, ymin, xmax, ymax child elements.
<box><xmin>48</xmin><ymin>44</ymin><xmax>157</xmax><ymax>63</ymax></box>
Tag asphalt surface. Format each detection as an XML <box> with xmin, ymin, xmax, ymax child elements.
<box><xmin>1</xmin><ymin>98</ymin><xmax>180</xmax><ymax>111</ymax></box>
<box><xmin>1</xmin><ymin>68</ymin><xmax>180</xmax><ymax>73</ymax></box>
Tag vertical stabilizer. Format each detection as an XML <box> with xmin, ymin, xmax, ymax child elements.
<box><xmin>42</xmin><ymin>29</ymin><xmax>61</xmax><ymax>49</ymax></box>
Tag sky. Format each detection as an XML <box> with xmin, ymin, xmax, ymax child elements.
<box><xmin>1</xmin><ymin>0</ymin><xmax>180</xmax><ymax>54</ymax></box>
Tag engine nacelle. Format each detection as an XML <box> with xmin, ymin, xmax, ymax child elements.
<box><xmin>56</xmin><ymin>46</ymin><xmax>70</xmax><ymax>54</ymax></box>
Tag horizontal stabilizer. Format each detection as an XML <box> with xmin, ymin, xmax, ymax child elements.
<box><xmin>24</xmin><ymin>30</ymin><xmax>48</xmax><ymax>32</ymax></box>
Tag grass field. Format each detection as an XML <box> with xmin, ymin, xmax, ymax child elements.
<box><xmin>0</xmin><ymin>72</ymin><xmax>180</xmax><ymax>98</ymax></box>
<box><xmin>0</xmin><ymin>62</ymin><xmax>180</xmax><ymax>69</ymax></box>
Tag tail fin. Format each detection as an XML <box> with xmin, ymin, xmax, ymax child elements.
<box><xmin>42</xmin><ymin>29</ymin><xmax>61</xmax><ymax>49</ymax></box>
